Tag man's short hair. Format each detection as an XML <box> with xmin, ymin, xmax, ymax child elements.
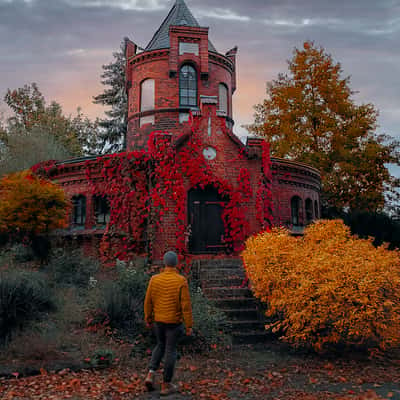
<box><xmin>163</xmin><ymin>251</ymin><xmax>178</xmax><ymax>266</ymax></box>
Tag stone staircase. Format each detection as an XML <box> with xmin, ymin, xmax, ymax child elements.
<box><xmin>195</xmin><ymin>259</ymin><xmax>270</xmax><ymax>344</ymax></box>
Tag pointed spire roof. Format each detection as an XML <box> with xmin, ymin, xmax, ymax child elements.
<box><xmin>145</xmin><ymin>0</ymin><xmax>217</xmax><ymax>52</ymax></box>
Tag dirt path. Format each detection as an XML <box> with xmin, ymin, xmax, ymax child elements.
<box><xmin>138</xmin><ymin>343</ymin><xmax>400</xmax><ymax>400</ymax></box>
<box><xmin>1</xmin><ymin>342</ymin><xmax>400</xmax><ymax>399</ymax></box>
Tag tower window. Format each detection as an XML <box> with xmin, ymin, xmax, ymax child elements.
<box><xmin>179</xmin><ymin>65</ymin><xmax>197</xmax><ymax>108</ymax></box>
<box><xmin>140</xmin><ymin>79</ymin><xmax>155</xmax><ymax>127</ymax></box>
<box><xmin>291</xmin><ymin>196</ymin><xmax>302</xmax><ymax>226</ymax></box>
<box><xmin>218</xmin><ymin>83</ymin><xmax>228</xmax><ymax>114</ymax></box>
<box><xmin>93</xmin><ymin>195</ymin><xmax>110</xmax><ymax>225</ymax></box>
<box><xmin>72</xmin><ymin>195</ymin><xmax>86</xmax><ymax>226</ymax></box>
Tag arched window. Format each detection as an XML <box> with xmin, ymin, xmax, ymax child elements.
<box><xmin>179</xmin><ymin>65</ymin><xmax>197</xmax><ymax>107</ymax></box>
<box><xmin>314</xmin><ymin>200</ymin><xmax>319</xmax><ymax>219</ymax></box>
<box><xmin>140</xmin><ymin>79</ymin><xmax>155</xmax><ymax>127</ymax></box>
<box><xmin>218</xmin><ymin>83</ymin><xmax>228</xmax><ymax>114</ymax></box>
<box><xmin>93</xmin><ymin>195</ymin><xmax>110</xmax><ymax>225</ymax></box>
<box><xmin>305</xmin><ymin>198</ymin><xmax>313</xmax><ymax>223</ymax></box>
<box><xmin>72</xmin><ymin>195</ymin><xmax>86</xmax><ymax>226</ymax></box>
<box><xmin>291</xmin><ymin>196</ymin><xmax>302</xmax><ymax>226</ymax></box>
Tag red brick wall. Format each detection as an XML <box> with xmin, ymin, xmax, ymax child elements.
<box><xmin>149</xmin><ymin>104</ymin><xmax>264</xmax><ymax>260</ymax></box>
<box><xmin>49</xmin><ymin>28</ymin><xmax>321</xmax><ymax>263</ymax></box>
<box><xmin>271</xmin><ymin>159</ymin><xmax>321</xmax><ymax>226</ymax></box>
<box><xmin>126</xmin><ymin>43</ymin><xmax>234</xmax><ymax>151</ymax></box>
<box><xmin>51</xmin><ymin>152</ymin><xmax>321</xmax><ymax>262</ymax></box>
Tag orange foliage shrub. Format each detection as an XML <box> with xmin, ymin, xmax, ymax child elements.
<box><xmin>242</xmin><ymin>220</ymin><xmax>400</xmax><ymax>354</ymax></box>
<box><xmin>0</xmin><ymin>170</ymin><xmax>69</xmax><ymax>237</ymax></box>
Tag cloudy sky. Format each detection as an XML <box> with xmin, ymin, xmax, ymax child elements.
<box><xmin>0</xmin><ymin>0</ymin><xmax>399</xmax><ymax>176</ymax></box>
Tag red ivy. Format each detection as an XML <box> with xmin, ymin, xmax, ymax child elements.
<box><xmin>83</xmin><ymin>113</ymin><xmax>273</xmax><ymax>266</ymax></box>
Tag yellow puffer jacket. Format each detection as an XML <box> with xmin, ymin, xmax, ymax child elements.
<box><xmin>144</xmin><ymin>267</ymin><xmax>193</xmax><ymax>328</ymax></box>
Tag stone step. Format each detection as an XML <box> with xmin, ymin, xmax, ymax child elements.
<box><xmin>209</xmin><ymin>297</ymin><xmax>257</xmax><ymax>309</ymax></box>
<box><xmin>228</xmin><ymin>320</ymin><xmax>265</xmax><ymax>331</ymax></box>
<box><xmin>219</xmin><ymin>308</ymin><xmax>260</xmax><ymax>320</ymax></box>
<box><xmin>197</xmin><ymin>259</ymin><xmax>243</xmax><ymax>269</ymax></box>
<box><xmin>203</xmin><ymin>287</ymin><xmax>252</xmax><ymax>298</ymax></box>
<box><xmin>200</xmin><ymin>268</ymin><xmax>246</xmax><ymax>279</ymax></box>
<box><xmin>231</xmin><ymin>330</ymin><xmax>272</xmax><ymax>345</ymax></box>
<box><xmin>200</xmin><ymin>260</ymin><xmax>272</xmax><ymax>344</ymax></box>
<box><xmin>201</xmin><ymin>277</ymin><xmax>246</xmax><ymax>288</ymax></box>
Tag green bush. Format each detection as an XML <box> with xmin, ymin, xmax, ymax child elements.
<box><xmin>96</xmin><ymin>265</ymin><xmax>150</xmax><ymax>337</ymax></box>
<box><xmin>181</xmin><ymin>285</ymin><xmax>231</xmax><ymax>352</ymax></box>
<box><xmin>0</xmin><ymin>269</ymin><xmax>55</xmax><ymax>344</ymax></box>
<box><xmin>85</xmin><ymin>348</ymin><xmax>115</xmax><ymax>369</ymax></box>
<box><xmin>96</xmin><ymin>265</ymin><xmax>230</xmax><ymax>352</ymax></box>
<box><xmin>46</xmin><ymin>249</ymin><xmax>99</xmax><ymax>287</ymax></box>
<box><xmin>11</xmin><ymin>243</ymin><xmax>35</xmax><ymax>263</ymax></box>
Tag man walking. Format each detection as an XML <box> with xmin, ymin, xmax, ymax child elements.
<box><xmin>144</xmin><ymin>251</ymin><xmax>193</xmax><ymax>395</ymax></box>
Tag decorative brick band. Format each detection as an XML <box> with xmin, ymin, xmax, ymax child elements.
<box><xmin>271</xmin><ymin>158</ymin><xmax>321</xmax><ymax>179</ymax></box>
<box><xmin>278</xmin><ymin>179</ymin><xmax>321</xmax><ymax>192</ymax></box>
<box><xmin>127</xmin><ymin>107</ymin><xmax>191</xmax><ymax>122</ymax></box>
<box><xmin>128</xmin><ymin>107</ymin><xmax>235</xmax><ymax>126</ymax></box>
<box><xmin>128</xmin><ymin>50</ymin><xmax>169</xmax><ymax>65</ymax></box>
<box><xmin>209</xmin><ymin>52</ymin><xmax>234</xmax><ymax>73</ymax></box>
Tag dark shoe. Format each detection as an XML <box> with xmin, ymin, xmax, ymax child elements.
<box><xmin>144</xmin><ymin>371</ymin><xmax>155</xmax><ymax>391</ymax></box>
<box><xmin>160</xmin><ymin>382</ymin><xmax>176</xmax><ymax>396</ymax></box>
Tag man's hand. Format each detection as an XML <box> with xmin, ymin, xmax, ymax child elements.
<box><xmin>146</xmin><ymin>321</ymin><xmax>153</xmax><ymax>329</ymax></box>
<box><xmin>186</xmin><ymin>327</ymin><xmax>193</xmax><ymax>336</ymax></box>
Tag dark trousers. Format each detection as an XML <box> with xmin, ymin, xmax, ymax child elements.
<box><xmin>149</xmin><ymin>322</ymin><xmax>184</xmax><ymax>383</ymax></box>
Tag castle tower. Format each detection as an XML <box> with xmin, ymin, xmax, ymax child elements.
<box><xmin>125</xmin><ymin>0</ymin><xmax>237</xmax><ymax>150</ymax></box>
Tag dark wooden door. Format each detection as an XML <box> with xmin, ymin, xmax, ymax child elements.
<box><xmin>188</xmin><ymin>187</ymin><xmax>226</xmax><ymax>253</ymax></box>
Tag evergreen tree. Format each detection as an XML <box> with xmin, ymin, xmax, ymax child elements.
<box><xmin>248</xmin><ymin>41</ymin><xmax>400</xmax><ymax>213</ymax></box>
<box><xmin>93</xmin><ymin>38</ymin><xmax>129</xmax><ymax>153</ymax></box>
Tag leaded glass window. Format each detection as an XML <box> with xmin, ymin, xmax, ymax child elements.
<box><xmin>219</xmin><ymin>83</ymin><xmax>228</xmax><ymax>114</ymax></box>
<box><xmin>179</xmin><ymin>65</ymin><xmax>197</xmax><ymax>107</ymax></box>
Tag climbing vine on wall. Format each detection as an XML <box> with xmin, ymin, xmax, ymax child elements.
<box><xmin>84</xmin><ymin>113</ymin><xmax>273</xmax><ymax>264</ymax></box>
<box><xmin>33</xmin><ymin>113</ymin><xmax>273</xmax><ymax>266</ymax></box>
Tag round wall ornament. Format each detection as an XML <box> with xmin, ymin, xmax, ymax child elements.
<box><xmin>202</xmin><ymin>146</ymin><xmax>217</xmax><ymax>160</ymax></box>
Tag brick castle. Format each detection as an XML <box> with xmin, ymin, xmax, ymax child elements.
<box><xmin>50</xmin><ymin>0</ymin><xmax>321</xmax><ymax>262</ymax></box>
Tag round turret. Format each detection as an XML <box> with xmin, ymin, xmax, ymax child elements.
<box><xmin>125</xmin><ymin>0</ymin><xmax>237</xmax><ymax>151</ymax></box>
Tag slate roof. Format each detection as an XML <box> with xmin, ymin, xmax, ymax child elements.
<box><xmin>145</xmin><ymin>0</ymin><xmax>217</xmax><ymax>52</ymax></box>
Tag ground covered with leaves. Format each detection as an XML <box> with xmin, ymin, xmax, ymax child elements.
<box><xmin>1</xmin><ymin>342</ymin><xmax>400</xmax><ymax>399</ymax></box>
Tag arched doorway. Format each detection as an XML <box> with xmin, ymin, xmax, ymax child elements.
<box><xmin>188</xmin><ymin>186</ymin><xmax>226</xmax><ymax>253</ymax></box>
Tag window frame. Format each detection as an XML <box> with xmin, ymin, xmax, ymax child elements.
<box><xmin>314</xmin><ymin>200</ymin><xmax>319</xmax><ymax>219</ymax></box>
<box><xmin>72</xmin><ymin>195</ymin><xmax>86</xmax><ymax>226</ymax></box>
<box><xmin>305</xmin><ymin>198</ymin><xmax>313</xmax><ymax>223</ymax></box>
<box><xmin>179</xmin><ymin>64</ymin><xmax>198</xmax><ymax>108</ymax></box>
<box><xmin>140</xmin><ymin>78</ymin><xmax>155</xmax><ymax>127</ymax></box>
<box><xmin>140</xmin><ymin>78</ymin><xmax>155</xmax><ymax>113</ymax></box>
<box><xmin>93</xmin><ymin>195</ymin><xmax>110</xmax><ymax>226</ymax></box>
<box><xmin>291</xmin><ymin>196</ymin><xmax>302</xmax><ymax>226</ymax></box>
<box><xmin>218</xmin><ymin>83</ymin><xmax>229</xmax><ymax>115</ymax></box>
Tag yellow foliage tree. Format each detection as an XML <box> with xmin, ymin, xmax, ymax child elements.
<box><xmin>247</xmin><ymin>42</ymin><xmax>399</xmax><ymax>212</ymax></box>
<box><xmin>0</xmin><ymin>170</ymin><xmax>69</xmax><ymax>239</ymax></box>
<box><xmin>242</xmin><ymin>220</ymin><xmax>400</xmax><ymax>354</ymax></box>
